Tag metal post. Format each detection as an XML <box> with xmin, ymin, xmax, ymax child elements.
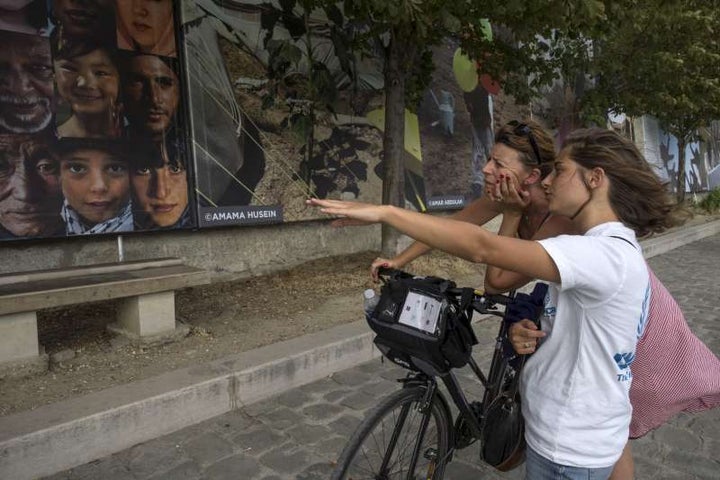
<box><xmin>117</xmin><ymin>235</ymin><xmax>125</xmax><ymax>262</ymax></box>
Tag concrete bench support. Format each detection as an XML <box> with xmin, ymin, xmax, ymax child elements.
<box><xmin>0</xmin><ymin>312</ymin><xmax>40</xmax><ymax>364</ymax></box>
<box><xmin>117</xmin><ymin>292</ymin><xmax>176</xmax><ymax>337</ymax></box>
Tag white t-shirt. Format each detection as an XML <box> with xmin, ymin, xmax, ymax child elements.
<box><xmin>522</xmin><ymin>222</ymin><xmax>650</xmax><ymax>468</ymax></box>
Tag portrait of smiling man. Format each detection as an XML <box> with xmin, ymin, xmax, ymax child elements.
<box><xmin>0</xmin><ymin>31</ymin><xmax>54</xmax><ymax>135</ymax></box>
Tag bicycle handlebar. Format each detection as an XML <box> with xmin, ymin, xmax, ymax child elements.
<box><xmin>375</xmin><ymin>266</ymin><xmax>514</xmax><ymax>314</ymax></box>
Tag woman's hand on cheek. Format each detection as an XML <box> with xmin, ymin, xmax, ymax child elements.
<box><xmin>306</xmin><ymin>198</ymin><xmax>386</xmax><ymax>224</ymax></box>
<box><xmin>497</xmin><ymin>173</ymin><xmax>530</xmax><ymax>214</ymax></box>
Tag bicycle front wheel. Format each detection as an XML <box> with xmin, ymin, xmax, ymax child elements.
<box><xmin>332</xmin><ymin>385</ymin><xmax>452</xmax><ymax>480</ymax></box>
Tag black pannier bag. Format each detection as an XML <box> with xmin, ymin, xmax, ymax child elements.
<box><xmin>480</xmin><ymin>282</ymin><xmax>548</xmax><ymax>471</ymax></box>
<box><xmin>367</xmin><ymin>271</ymin><xmax>478</xmax><ymax>376</ymax></box>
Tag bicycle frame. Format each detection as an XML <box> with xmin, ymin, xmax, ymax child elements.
<box><xmin>396</xmin><ymin>290</ymin><xmax>517</xmax><ymax>450</ymax></box>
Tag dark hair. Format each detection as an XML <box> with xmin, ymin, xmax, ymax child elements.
<box><xmin>27</xmin><ymin>0</ymin><xmax>48</xmax><ymax>31</ymax></box>
<box><xmin>54</xmin><ymin>137</ymin><xmax>127</xmax><ymax>159</ymax></box>
<box><xmin>495</xmin><ymin>120</ymin><xmax>555</xmax><ymax>178</ymax></box>
<box><xmin>119</xmin><ymin>51</ymin><xmax>180</xmax><ymax>76</ymax></box>
<box><xmin>48</xmin><ymin>0</ymin><xmax>115</xmax><ymax>46</ymax></box>
<box><xmin>128</xmin><ymin>135</ymin><xmax>186</xmax><ymax>171</ymax></box>
<box><xmin>52</xmin><ymin>37</ymin><xmax>120</xmax><ymax>65</ymax></box>
<box><xmin>561</xmin><ymin>128</ymin><xmax>685</xmax><ymax>237</ymax></box>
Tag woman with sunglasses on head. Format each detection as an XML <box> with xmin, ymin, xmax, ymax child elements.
<box><xmin>308</xmin><ymin>127</ymin><xmax>683</xmax><ymax>479</ymax></box>
<box><xmin>369</xmin><ymin>120</ymin><xmax>577</xmax><ymax>280</ymax></box>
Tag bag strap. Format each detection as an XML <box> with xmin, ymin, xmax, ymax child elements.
<box><xmin>459</xmin><ymin>287</ymin><xmax>474</xmax><ymax>312</ymax></box>
<box><xmin>501</xmin><ymin>283</ymin><xmax>549</xmax><ymax>398</ymax></box>
<box><xmin>610</xmin><ymin>235</ymin><xmax>637</xmax><ymax>250</ymax></box>
<box><xmin>507</xmin><ymin>357</ymin><xmax>525</xmax><ymax>399</ymax></box>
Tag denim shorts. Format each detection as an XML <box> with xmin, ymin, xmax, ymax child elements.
<box><xmin>525</xmin><ymin>446</ymin><xmax>614</xmax><ymax>480</ymax></box>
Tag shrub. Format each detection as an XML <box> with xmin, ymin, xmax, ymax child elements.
<box><xmin>699</xmin><ymin>188</ymin><xmax>720</xmax><ymax>213</ymax></box>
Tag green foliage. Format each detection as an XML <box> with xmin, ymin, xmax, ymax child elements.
<box><xmin>583</xmin><ymin>0</ymin><xmax>720</xmax><ymax>143</ymax></box>
<box><xmin>259</xmin><ymin>0</ymin><xmax>357</xmax><ymax>185</ymax></box>
<box><xmin>344</xmin><ymin>0</ymin><xmax>609</xmax><ymax>105</ymax></box>
<box><xmin>699</xmin><ymin>188</ymin><xmax>720</xmax><ymax>214</ymax></box>
<box><xmin>580</xmin><ymin>0</ymin><xmax>720</xmax><ymax>201</ymax></box>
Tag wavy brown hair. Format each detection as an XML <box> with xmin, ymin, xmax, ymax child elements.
<box><xmin>495</xmin><ymin>120</ymin><xmax>556</xmax><ymax>179</ymax></box>
<box><xmin>561</xmin><ymin>128</ymin><xmax>685</xmax><ymax>237</ymax></box>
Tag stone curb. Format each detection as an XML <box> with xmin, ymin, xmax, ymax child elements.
<box><xmin>1</xmin><ymin>219</ymin><xmax>719</xmax><ymax>480</ymax></box>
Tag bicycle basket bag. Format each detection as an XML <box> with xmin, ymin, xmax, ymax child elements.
<box><xmin>368</xmin><ymin>273</ymin><xmax>478</xmax><ymax>376</ymax></box>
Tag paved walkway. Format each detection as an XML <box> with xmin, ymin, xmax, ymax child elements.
<box><xmin>45</xmin><ymin>235</ymin><xmax>720</xmax><ymax>480</ymax></box>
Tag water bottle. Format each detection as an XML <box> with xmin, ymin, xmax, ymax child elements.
<box><xmin>363</xmin><ymin>289</ymin><xmax>379</xmax><ymax>317</ymax></box>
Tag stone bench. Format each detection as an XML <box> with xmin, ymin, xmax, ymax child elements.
<box><xmin>0</xmin><ymin>258</ymin><xmax>210</xmax><ymax>375</ymax></box>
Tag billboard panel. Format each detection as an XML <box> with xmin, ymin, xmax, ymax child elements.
<box><xmin>0</xmin><ymin>0</ymin><xmax>196</xmax><ymax>242</ymax></box>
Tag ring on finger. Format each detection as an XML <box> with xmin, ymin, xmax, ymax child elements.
<box><xmin>524</xmin><ymin>342</ymin><xmax>531</xmax><ymax>349</ymax></box>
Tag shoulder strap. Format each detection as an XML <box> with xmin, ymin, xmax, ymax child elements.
<box><xmin>610</xmin><ymin>235</ymin><xmax>637</xmax><ymax>250</ymax></box>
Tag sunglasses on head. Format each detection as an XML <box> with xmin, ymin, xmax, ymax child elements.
<box><xmin>504</xmin><ymin>120</ymin><xmax>542</xmax><ymax>166</ymax></box>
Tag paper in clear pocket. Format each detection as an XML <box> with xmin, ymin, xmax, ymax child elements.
<box><xmin>397</xmin><ymin>291</ymin><xmax>443</xmax><ymax>335</ymax></box>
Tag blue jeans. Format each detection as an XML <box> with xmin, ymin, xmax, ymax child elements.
<box><xmin>525</xmin><ymin>446</ymin><xmax>614</xmax><ymax>480</ymax></box>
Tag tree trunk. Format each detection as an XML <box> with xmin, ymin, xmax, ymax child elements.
<box><xmin>676</xmin><ymin>137</ymin><xmax>687</xmax><ymax>203</ymax></box>
<box><xmin>380</xmin><ymin>30</ymin><xmax>408</xmax><ymax>257</ymax></box>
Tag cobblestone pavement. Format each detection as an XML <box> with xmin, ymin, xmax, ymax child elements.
<box><xmin>45</xmin><ymin>235</ymin><xmax>720</xmax><ymax>480</ymax></box>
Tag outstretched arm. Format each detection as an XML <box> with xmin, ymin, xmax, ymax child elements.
<box><xmin>484</xmin><ymin>214</ymin><xmax>576</xmax><ymax>292</ymax></box>
<box><xmin>370</xmin><ymin>195</ymin><xmax>502</xmax><ymax>279</ymax></box>
<box><xmin>308</xmin><ymin>198</ymin><xmax>560</xmax><ymax>284</ymax></box>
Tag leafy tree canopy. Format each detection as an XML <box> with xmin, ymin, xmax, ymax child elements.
<box><xmin>582</xmin><ymin>0</ymin><xmax>720</xmax><ymax>200</ymax></box>
<box><xmin>584</xmin><ymin>0</ymin><xmax>720</xmax><ymax>142</ymax></box>
<box><xmin>344</xmin><ymin>0</ymin><xmax>610</xmax><ymax>105</ymax></box>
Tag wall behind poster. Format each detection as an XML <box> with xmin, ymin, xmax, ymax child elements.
<box><xmin>180</xmin><ymin>0</ymin><xmax>387</xmax><ymax>228</ymax></box>
<box><xmin>639</xmin><ymin>116</ymin><xmax>720</xmax><ymax>192</ymax></box>
<box><xmin>0</xmin><ymin>0</ymin><xmax>195</xmax><ymax>242</ymax></box>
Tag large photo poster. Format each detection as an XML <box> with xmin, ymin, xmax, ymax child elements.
<box><xmin>180</xmin><ymin>0</ymin><xmax>394</xmax><ymax>227</ymax></box>
<box><xmin>417</xmin><ymin>36</ymin><xmax>499</xmax><ymax>211</ymax></box>
<box><xmin>0</xmin><ymin>0</ymin><xmax>195</xmax><ymax>242</ymax></box>
<box><xmin>418</xmin><ymin>25</ymin><xmax>500</xmax><ymax>210</ymax></box>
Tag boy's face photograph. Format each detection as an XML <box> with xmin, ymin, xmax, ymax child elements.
<box><xmin>132</xmin><ymin>158</ymin><xmax>187</xmax><ymax>227</ymax></box>
<box><xmin>60</xmin><ymin>147</ymin><xmax>129</xmax><ymax>224</ymax></box>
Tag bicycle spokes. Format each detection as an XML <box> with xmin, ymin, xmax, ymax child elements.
<box><xmin>341</xmin><ymin>395</ymin><xmax>445</xmax><ymax>479</ymax></box>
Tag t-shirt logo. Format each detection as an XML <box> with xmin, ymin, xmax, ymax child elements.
<box><xmin>613</xmin><ymin>352</ymin><xmax>635</xmax><ymax>381</ymax></box>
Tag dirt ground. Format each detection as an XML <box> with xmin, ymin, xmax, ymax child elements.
<box><xmin>0</xmin><ymin>249</ymin><xmax>482</xmax><ymax>418</ymax></box>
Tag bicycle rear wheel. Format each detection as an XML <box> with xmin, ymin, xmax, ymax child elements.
<box><xmin>331</xmin><ymin>385</ymin><xmax>452</xmax><ymax>480</ymax></box>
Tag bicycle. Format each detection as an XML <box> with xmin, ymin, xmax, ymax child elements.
<box><xmin>331</xmin><ymin>268</ymin><xmax>547</xmax><ymax>480</ymax></box>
